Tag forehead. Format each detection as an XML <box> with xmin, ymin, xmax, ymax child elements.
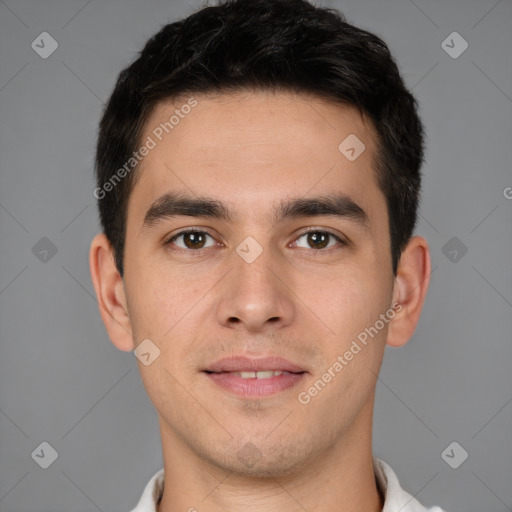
<box><xmin>128</xmin><ymin>90</ymin><xmax>385</xmax><ymax>227</ymax></box>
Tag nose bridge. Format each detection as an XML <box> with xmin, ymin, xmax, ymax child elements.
<box><xmin>232</xmin><ymin>235</ymin><xmax>280</xmax><ymax>300</ymax></box>
<box><xmin>216</xmin><ymin>235</ymin><xmax>294</xmax><ymax>331</ymax></box>
<box><xmin>237</xmin><ymin>244</ymin><xmax>276</xmax><ymax>288</ymax></box>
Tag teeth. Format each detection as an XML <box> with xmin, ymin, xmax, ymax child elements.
<box><xmin>233</xmin><ymin>370</ymin><xmax>284</xmax><ymax>379</ymax></box>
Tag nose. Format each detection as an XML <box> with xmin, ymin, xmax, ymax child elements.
<box><xmin>215</xmin><ymin>244</ymin><xmax>295</xmax><ymax>333</ymax></box>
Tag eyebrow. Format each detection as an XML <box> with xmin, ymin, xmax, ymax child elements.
<box><xmin>141</xmin><ymin>191</ymin><xmax>369</xmax><ymax>231</ymax></box>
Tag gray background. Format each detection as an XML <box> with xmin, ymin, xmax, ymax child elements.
<box><xmin>0</xmin><ymin>0</ymin><xmax>511</xmax><ymax>511</ymax></box>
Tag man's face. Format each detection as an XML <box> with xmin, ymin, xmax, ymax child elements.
<box><xmin>122</xmin><ymin>90</ymin><xmax>396</xmax><ymax>476</ymax></box>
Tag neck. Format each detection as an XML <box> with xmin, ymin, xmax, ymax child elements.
<box><xmin>156</xmin><ymin>400</ymin><xmax>384</xmax><ymax>512</ymax></box>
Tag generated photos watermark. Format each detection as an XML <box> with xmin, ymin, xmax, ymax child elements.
<box><xmin>298</xmin><ymin>302</ymin><xmax>402</xmax><ymax>405</ymax></box>
<box><xmin>93</xmin><ymin>97</ymin><xmax>198</xmax><ymax>200</ymax></box>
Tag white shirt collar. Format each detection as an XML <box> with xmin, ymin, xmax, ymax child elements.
<box><xmin>130</xmin><ymin>458</ymin><xmax>446</xmax><ymax>512</ymax></box>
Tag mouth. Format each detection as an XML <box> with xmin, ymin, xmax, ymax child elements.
<box><xmin>205</xmin><ymin>370</ymin><xmax>301</xmax><ymax>379</ymax></box>
<box><xmin>203</xmin><ymin>356</ymin><xmax>307</xmax><ymax>397</ymax></box>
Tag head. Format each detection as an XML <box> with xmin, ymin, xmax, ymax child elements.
<box><xmin>90</xmin><ymin>0</ymin><xmax>430</xmax><ymax>477</ymax></box>
<box><xmin>94</xmin><ymin>0</ymin><xmax>425</xmax><ymax>278</ymax></box>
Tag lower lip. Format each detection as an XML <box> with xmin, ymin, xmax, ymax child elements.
<box><xmin>205</xmin><ymin>371</ymin><xmax>306</xmax><ymax>397</ymax></box>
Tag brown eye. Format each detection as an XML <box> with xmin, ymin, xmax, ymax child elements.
<box><xmin>167</xmin><ymin>230</ymin><xmax>216</xmax><ymax>250</ymax></box>
<box><xmin>294</xmin><ymin>230</ymin><xmax>343</xmax><ymax>250</ymax></box>
<box><xmin>307</xmin><ymin>232</ymin><xmax>329</xmax><ymax>249</ymax></box>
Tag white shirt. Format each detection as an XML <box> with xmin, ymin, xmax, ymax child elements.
<box><xmin>130</xmin><ymin>458</ymin><xmax>448</xmax><ymax>512</ymax></box>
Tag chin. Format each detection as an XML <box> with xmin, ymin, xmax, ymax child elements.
<box><xmin>203</xmin><ymin>437</ymin><xmax>316</xmax><ymax>478</ymax></box>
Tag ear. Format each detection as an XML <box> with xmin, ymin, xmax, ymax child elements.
<box><xmin>386</xmin><ymin>236</ymin><xmax>431</xmax><ymax>348</ymax></box>
<box><xmin>89</xmin><ymin>233</ymin><xmax>134</xmax><ymax>352</ymax></box>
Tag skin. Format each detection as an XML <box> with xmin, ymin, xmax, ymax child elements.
<box><xmin>90</xmin><ymin>90</ymin><xmax>430</xmax><ymax>512</ymax></box>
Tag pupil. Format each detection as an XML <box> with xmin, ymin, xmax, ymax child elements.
<box><xmin>308</xmin><ymin>232</ymin><xmax>328</xmax><ymax>249</ymax></box>
<box><xmin>185</xmin><ymin>232</ymin><xmax>205</xmax><ymax>249</ymax></box>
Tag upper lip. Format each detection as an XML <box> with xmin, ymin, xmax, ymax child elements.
<box><xmin>204</xmin><ymin>356</ymin><xmax>306</xmax><ymax>373</ymax></box>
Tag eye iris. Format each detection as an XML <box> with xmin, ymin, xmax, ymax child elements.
<box><xmin>308</xmin><ymin>232</ymin><xmax>329</xmax><ymax>249</ymax></box>
<box><xmin>179</xmin><ymin>232</ymin><xmax>333</xmax><ymax>250</ymax></box>
<box><xmin>184</xmin><ymin>232</ymin><xmax>206</xmax><ymax>249</ymax></box>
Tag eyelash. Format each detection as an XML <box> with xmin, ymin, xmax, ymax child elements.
<box><xmin>164</xmin><ymin>228</ymin><xmax>346</xmax><ymax>254</ymax></box>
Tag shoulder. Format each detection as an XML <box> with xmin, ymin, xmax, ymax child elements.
<box><xmin>129</xmin><ymin>468</ymin><xmax>165</xmax><ymax>512</ymax></box>
<box><xmin>374</xmin><ymin>458</ymin><xmax>450</xmax><ymax>512</ymax></box>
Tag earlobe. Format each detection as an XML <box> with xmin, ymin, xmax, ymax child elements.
<box><xmin>386</xmin><ymin>236</ymin><xmax>431</xmax><ymax>348</ymax></box>
<box><xmin>89</xmin><ymin>233</ymin><xmax>134</xmax><ymax>352</ymax></box>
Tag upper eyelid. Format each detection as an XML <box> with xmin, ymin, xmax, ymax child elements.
<box><xmin>167</xmin><ymin>229</ymin><xmax>217</xmax><ymax>244</ymax></box>
<box><xmin>296</xmin><ymin>227</ymin><xmax>344</xmax><ymax>239</ymax></box>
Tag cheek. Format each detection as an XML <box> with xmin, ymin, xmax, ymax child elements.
<box><xmin>123</xmin><ymin>266</ymin><xmax>175</xmax><ymax>342</ymax></box>
<box><xmin>130</xmin><ymin>269</ymin><xmax>212</xmax><ymax>371</ymax></box>
<box><xmin>303</xmin><ymin>267</ymin><xmax>387</xmax><ymax>338</ymax></box>
<box><xmin>301</xmin><ymin>266</ymin><xmax>391</xmax><ymax>397</ymax></box>
<box><xmin>150</xmin><ymin>270</ymin><xmax>203</xmax><ymax>319</ymax></box>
